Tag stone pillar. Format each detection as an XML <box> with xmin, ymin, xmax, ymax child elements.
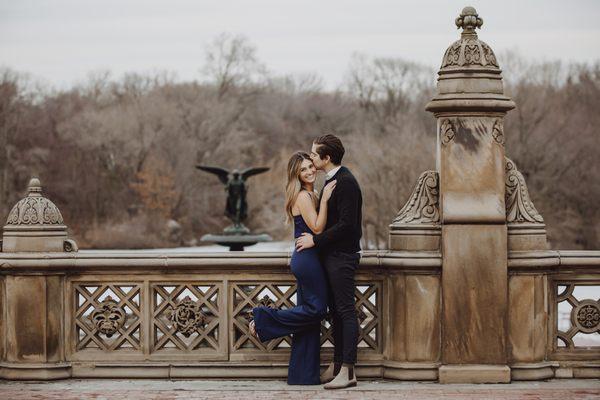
<box><xmin>388</xmin><ymin>172</ymin><xmax>442</xmax><ymax>379</ymax></box>
<box><xmin>0</xmin><ymin>178</ymin><xmax>77</xmax><ymax>379</ymax></box>
<box><xmin>426</xmin><ymin>7</ymin><xmax>515</xmax><ymax>383</ymax></box>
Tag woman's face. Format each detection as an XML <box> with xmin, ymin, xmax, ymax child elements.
<box><xmin>298</xmin><ymin>158</ymin><xmax>316</xmax><ymax>185</ymax></box>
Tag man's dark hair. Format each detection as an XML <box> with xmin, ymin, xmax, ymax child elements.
<box><xmin>313</xmin><ymin>134</ymin><xmax>345</xmax><ymax>165</ymax></box>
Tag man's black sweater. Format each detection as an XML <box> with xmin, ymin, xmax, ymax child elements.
<box><xmin>314</xmin><ymin>166</ymin><xmax>362</xmax><ymax>253</ymax></box>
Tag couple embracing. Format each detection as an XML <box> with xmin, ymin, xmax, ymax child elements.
<box><xmin>250</xmin><ymin>134</ymin><xmax>362</xmax><ymax>389</ymax></box>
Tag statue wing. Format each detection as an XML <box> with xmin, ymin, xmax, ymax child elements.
<box><xmin>241</xmin><ymin>167</ymin><xmax>270</xmax><ymax>180</ymax></box>
<box><xmin>196</xmin><ymin>165</ymin><xmax>230</xmax><ymax>185</ymax></box>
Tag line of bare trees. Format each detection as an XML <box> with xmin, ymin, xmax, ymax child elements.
<box><xmin>0</xmin><ymin>34</ymin><xmax>598</xmax><ymax>249</ymax></box>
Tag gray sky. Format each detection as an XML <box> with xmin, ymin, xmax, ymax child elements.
<box><xmin>1</xmin><ymin>0</ymin><xmax>599</xmax><ymax>89</ymax></box>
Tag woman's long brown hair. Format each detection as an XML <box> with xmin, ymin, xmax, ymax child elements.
<box><xmin>284</xmin><ymin>151</ymin><xmax>312</xmax><ymax>224</ymax></box>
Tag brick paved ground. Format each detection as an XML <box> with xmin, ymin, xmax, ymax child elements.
<box><xmin>0</xmin><ymin>379</ymin><xmax>599</xmax><ymax>400</ymax></box>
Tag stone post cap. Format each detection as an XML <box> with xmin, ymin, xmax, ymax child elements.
<box><xmin>425</xmin><ymin>6</ymin><xmax>515</xmax><ymax>113</ymax></box>
<box><xmin>4</xmin><ymin>177</ymin><xmax>65</xmax><ymax>228</ymax></box>
<box><xmin>2</xmin><ymin>177</ymin><xmax>78</xmax><ymax>252</ymax></box>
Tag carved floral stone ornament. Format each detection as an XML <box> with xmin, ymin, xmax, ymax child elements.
<box><xmin>246</xmin><ymin>294</ymin><xmax>276</xmax><ymax>321</ymax></box>
<box><xmin>257</xmin><ymin>295</ymin><xmax>276</xmax><ymax>308</ymax></box>
<box><xmin>91</xmin><ymin>296</ymin><xmax>127</xmax><ymax>338</ymax></box>
<box><xmin>393</xmin><ymin>171</ymin><xmax>440</xmax><ymax>224</ymax></box>
<box><xmin>6</xmin><ymin>178</ymin><xmax>64</xmax><ymax>226</ymax></box>
<box><xmin>440</xmin><ymin>119</ymin><xmax>455</xmax><ymax>146</ymax></box>
<box><xmin>2</xmin><ymin>177</ymin><xmax>78</xmax><ymax>252</ymax></box>
<box><xmin>169</xmin><ymin>296</ymin><xmax>206</xmax><ymax>337</ymax></box>
<box><xmin>441</xmin><ymin>7</ymin><xmax>498</xmax><ymax>69</ymax></box>
<box><xmin>573</xmin><ymin>300</ymin><xmax>600</xmax><ymax>333</ymax></box>
<box><xmin>505</xmin><ymin>158</ymin><xmax>544</xmax><ymax>224</ymax></box>
<box><xmin>492</xmin><ymin>119</ymin><xmax>505</xmax><ymax>145</ymax></box>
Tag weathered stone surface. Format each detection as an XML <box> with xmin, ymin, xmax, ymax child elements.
<box><xmin>387</xmin><ymin>274</ymin><xmax>441</xmax><ymax>363</ymax></box>
<box><xmin>442</xmin><ymin>225</ymin><xmax>507</xmax><ymax>364</ymax></box>
<box><xmin>508</xmin><ymin>275</ymin><xmax>547</xmax><ymax>363</ymax></box>
<box><xmin>0</xmin><ymin>363</ymin><xmax>71</xmax><ymax>380</ymax></box>
<box><xmin>0</xmin><ymin>276</ymin><xmax>4</xmax><ymax>361</ymax></box>
<box><xmin>439</xmin><ymin>364</ymin><xmax>510</xmax><ymax>384</ymax></box>
<box><xmin>438</xmin><ymin>116</ymin><xmax>506</xmax><ymax>223</ymax></box>
<box><xmin>389</xmin><ymin>225</ymin><xmax>440</xmax><ymax>251</ymax></box>
<box><xmin>405</xmin><ymin>275</ymin><xmax>441</xmax><ymax>362</ymax></box>
<box><xmin>46</xmin><ymin>275</ymin><xmax>64</xmax><ymax>363</ymax></box>
<box><xmin>510</xmin><ymin>362</ymin><xmax>556</xmax><ymax>381</ymax></box>
<box><xmin>6</xmin><ymin>276</ymin><xmax>47</xmax><ymax>362</ymax></box>
<box><xmin>388</xmin><ymin>274</ymin><xmax>406</xmax><ymax>361</ymax></box>
<box><xmin>507</xmin><ymin>224</ymin><xmax>548</xmax><ymax>251</ymax></box>
<box><xmin>3</xmin><ymin>275</ymin><xmax>65</xmax><ymax>367</ymax></box>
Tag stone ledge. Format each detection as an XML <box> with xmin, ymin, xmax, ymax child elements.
<box><xmin>0</xmin><ymin>362</ymin><xmax>72</xmax><ymax>380</ymax></box>
<box><xmin>439</xmin><ymin>365</ymin><xmax>510</xmax><ymax>384</ymax></box>
<box><xmin>67</xmin><ymin>361</ymin><xmax>386</xmax><ymax>380</ymax></box>
<box><xmin>0</xmin><ymin>249</ymin><xmax>443</xmax><ymax>272</ymax></box>
<box><xmin>510</xmin><ymin>362</ymin><xmax>558</xmax><ymax>381</ymax></box>
<box><xmin>382</xmin><ymin>362</ymin><xmax>439</xmax><ymax>381</ymax></box>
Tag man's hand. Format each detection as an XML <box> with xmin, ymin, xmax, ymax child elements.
<box><xmin>295</xmin><ymin>232</ymin><xmax>315</xmax><ymax>252</ymax></box>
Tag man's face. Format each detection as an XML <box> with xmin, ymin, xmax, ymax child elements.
<box><xmin>310</xmin><ymin>143</ymin><xmax>327</xmax><ymax>171</ymax></box>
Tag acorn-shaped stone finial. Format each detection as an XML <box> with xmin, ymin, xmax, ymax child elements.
<box><xmin>455</xmin><ymin>6</ymin><xmax>483</xmax><ymax>34</ymax></box>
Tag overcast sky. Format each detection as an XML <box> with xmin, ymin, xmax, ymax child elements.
<box><xmin>1</xmin><ymin>0</ymin><xmax>599</xmax><ymax>89</ymax></box>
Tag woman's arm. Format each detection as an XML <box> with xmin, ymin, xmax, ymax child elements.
<box><xmin>295</xmin><ymin>182</ymin><xmax>336</xmax><ymax>234</ymax></box>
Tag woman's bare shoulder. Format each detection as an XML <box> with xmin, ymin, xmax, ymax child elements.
<box><xmin>296</xmin><ymin>190</ymin><xmax>312</xmax><ymax>202</ymax></box>
<box><xmin>295</xmin><ymin>190</ymin><xmax>316</xmax><ymax>207</ymax></box>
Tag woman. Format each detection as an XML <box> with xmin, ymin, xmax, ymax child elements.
<box><xmin>249</xmin><ymin>151</ymin><xmax>336</xmax><ymax>385</ymax></box>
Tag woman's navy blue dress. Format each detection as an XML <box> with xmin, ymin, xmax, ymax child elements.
<box><xmin>252</xmin><ymin>215</ymin><xmax>328</xmax><ymax>385</ymax></box>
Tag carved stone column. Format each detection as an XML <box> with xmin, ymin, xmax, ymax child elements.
<box><xmin>0</xmin><ymin>178</ymin><xmax>77</xmax><ymax>379</ymax></box>
<box><xmin>426</xmin><ymin>7</ymin><xmax>515</xmax><ymax>383</ymax></box>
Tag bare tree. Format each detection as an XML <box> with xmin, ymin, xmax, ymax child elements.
<box><xmin>202</xmin><ymin>33</ymin><xmax>267</xmax><ymax>100</ymax></box>
<box><xmin>0</xmin><ymin>52</ymin><xmax>597</xmax><ymax>250</ymax></box>
<box><xmin>0</xmin><ymin>69</ymin><xmax>25</xmax><ymax>217</ymax></box>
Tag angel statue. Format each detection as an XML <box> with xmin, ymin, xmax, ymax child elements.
<box><xmin>196</xmin><ymin>165</ymin><xmax>270</xmax><ymax>234</ymax></box>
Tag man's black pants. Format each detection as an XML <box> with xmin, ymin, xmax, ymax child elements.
<box><xmin>323</xmin><ymin>250</ymin><xmax>360</xmax><ymax>365</ymax></box>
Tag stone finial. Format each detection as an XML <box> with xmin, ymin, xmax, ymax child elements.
<box><xmin>5</xmin><ymin>177</ymin><xmax>64</xmax><ymax>226</ymax></box>
<box><xmin>426</xmin><ymin>6</ymin><xmax>514</xmax><ymax>113</ymax></box>
<box><xmin>455</xmin><ymin>6</ymin><xmax>483</xmax><ymax>34</ymax></box>
<box><xmin>2</xmin><ymin>176</ymin><xmax>78</xmax><ymax>252</ymax></box>
<box><xmin>27</xmin><ymin>177</ymin><xmax>43</xmax><ymax>196</ymax></box>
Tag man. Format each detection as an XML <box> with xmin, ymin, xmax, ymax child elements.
<box><xmin>296</xmin><ymin>133</ymin><xmax>363</xmax><ymax>390</ymax></box>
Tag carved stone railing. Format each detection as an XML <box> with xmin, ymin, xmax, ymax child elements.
<box><xmin>0</xmin><ymin>250</ymin><xmax>444</xmax><ymax>379</ymax></box>
<box><xmin>508</xmin><ymin>250</ymin><xmax>600</xmax><ymax>380</ymax></box>
<box><xmin>2</xmin><ymin>248</ymin><xmax>598</xmax><ymax>380</ymax></box>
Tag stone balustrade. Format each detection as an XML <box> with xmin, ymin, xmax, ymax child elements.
<box><xmin>0</xmin><ymin>247</ymin><xmax>598</xmax><ymax>380</ymax></box>
<box><xmin>0</xmin><ymin>249</ymin><xmax>441</xmax><ymax>380</ymax></box>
